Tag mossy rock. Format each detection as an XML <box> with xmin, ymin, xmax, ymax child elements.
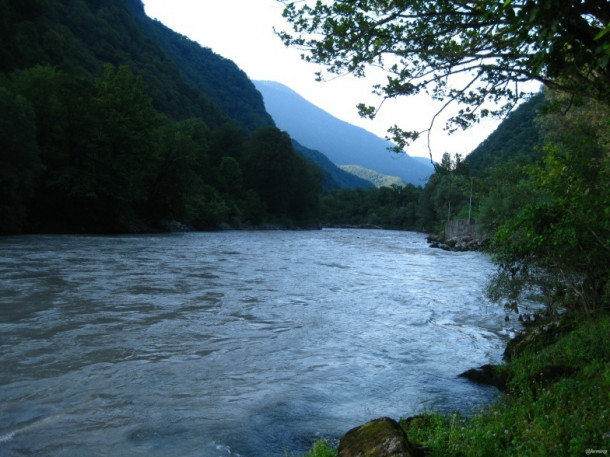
<box><xmin>458</xmin><ymin>363</ymin><xmax>508</xmax><ymax>391</ymax></box>
<box><xmin>338</xmin><ymin>417</ymin><xmax>417</xmax><ymax>457</ymax></box>
<box><xmin>504</xmin><ymin>314</ymin><xmax>577</xmax><ymax>361</ymax></box>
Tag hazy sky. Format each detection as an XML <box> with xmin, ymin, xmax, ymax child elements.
<box><xmin>141</xmin><ymin>0</ymin><xmax>506</xmax><ymax>162</ymax></box>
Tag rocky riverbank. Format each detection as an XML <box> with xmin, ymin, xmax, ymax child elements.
<box><xmin>426</xmin><ymin>232</ymin><xmax>487</xmax><ymax>251</ymax></box>
<box><xmin>426</xmin><ymin>218</ymin><xmax>488</xmax><ymax>251</ymax></box>
<box><xmin>306</xmin><ymin>311</ymin><xmax>610</xmax><ymax>457</ymax></box>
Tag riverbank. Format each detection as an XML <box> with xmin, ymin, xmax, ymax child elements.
<box><xmin>305</xmin><ymin>311</ymin><xmax>610</xmax><ymax>456</ymax></box>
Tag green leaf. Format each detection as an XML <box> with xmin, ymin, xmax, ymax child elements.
<box><xmin>594</xmin><ymin>24</ymin><xmax>610</xmax><ymax>41</ymax></box>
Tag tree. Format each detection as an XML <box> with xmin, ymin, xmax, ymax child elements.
<box><xmin>7</xmin><ymin>64</ymin><xmax>165</xmax><ymax>232</ymax></box>
<box><xmin>6</xmin><ymin>65</ymin><xmax>106</xmax><ymax>230</ymax></box>
<box><xmin>146</xmin><ymin>117</ymin><xmax>212</xmax><ymax>222</ymax></box>
<box><xmin>489</xmin><ymin>96</ymin><xmax>610</xmax><ymax>314</ymax></box>
<box><xmin>91</xmin><ymin>64</ymin><xmax>163</xmax><ymax>224</ymax></box>
<box><xmin>0</xmin><ymin>87</ymin><xmax>42</xmax><ymax>232</ymax></box>
<box><xmin>242</xmin><ymin>127</ymin><xmax>321</xmax><ymax>224</ymax></box>
<box><xmin>477</xmin><ymin>161</ymin><xmax>536</xmax><ymax>234</ymax></box>
<box><xmin>279</xmin><ymin>0</ymin><xmax>610</xmax><ymax>151</ymax></box>
<box><xmin>207</xmin><ymin>123</ymin><xmax>248</xmax><ymax>166</ymax></box>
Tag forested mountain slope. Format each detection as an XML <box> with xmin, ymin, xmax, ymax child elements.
<box><xmin>0</xmin><ymin>0</ymin><xmax>327</xmax><ymax>233</ymax></box>
<box><xmin>127</xmin><ymin>0</ymin><xmax>274</xmax><ymax>131</ymax></box>
<box><xmin>465</xmin><ymin>92</ymin><xmax>547</xmax><ymax>171</ymax></box>
<box><xmin>1</xmin><ymin>0</ymin><xmax>273</xmax><ymax>132</ymax></box>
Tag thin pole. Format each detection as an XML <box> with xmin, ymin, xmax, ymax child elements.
<box><xmin>468</xmin><ymin>178</ymin><xmax>473</xmax><ymax>223</ymax></box>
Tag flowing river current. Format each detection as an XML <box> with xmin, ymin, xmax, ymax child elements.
<box><xmin>0</xmin><ymin>229</ymin><xmax>520</xmax><ymax>456</ymax></box>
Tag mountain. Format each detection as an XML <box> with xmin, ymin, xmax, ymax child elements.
<box><xmin>128</xmin><ymin>1</ymin><xmax>274</xmax><ymax>131</ymax></box>
<box><xmin>0</xmin><ymin>0</ymin><xmax>391</xmax><ymax>192</ymax></box>
<box><xmin>465</xmin><ymin>92</ymin><xmax>546</xmax><ymax>171</ymax></box>
<box><xmin>338</xmin><ymin>165</ymin><xmax>403</xmax><ymax>188</ymax></box>
<box><xmin>253</xmin><ymin>80</ymin><xmax>434</xmax><ymax>186</ymax></box>
<box><xmin>411</xmin><ymin>156</ymin><xmax>435</xmax><ymax>167</ymax></box>
<box><xmin>0</xmin><ymin>0</ymin><xmax>328</xmax><ymax>232</ymax></box>
<box><xmin>1</xmin><ymin>0</ymin><xmax>273</xmax><ymax>132</ymax></box>
<box><xmin>292</xmin><ymin>141</ymin><xmax>373</xmax><ymax>190</ymax></box>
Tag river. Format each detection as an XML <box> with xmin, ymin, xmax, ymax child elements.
<box><xmin>0</xmin><ymin>229</ymin><xmax>518</xmax><ymax>456</ymax></box>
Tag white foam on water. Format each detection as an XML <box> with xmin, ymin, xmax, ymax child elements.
<box><xmin>213</xmin><ymin>441</ymin><xmax>243</xmax><ymax>456</ymax></box>
<box><xmin>0</xmin><ymin>431</ymin><xmax>16</xmax><ymax>444</ymax></box>
<box><xmin>0</xmin><ymin>414</ymin><xmax>63</xmax><ymax>446</ymax></box>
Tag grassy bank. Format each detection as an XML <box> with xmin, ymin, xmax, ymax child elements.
<box><xmin>304</xmin><ymin>312</ymin><xmax>610</xmax><ymax>457</ymax></box>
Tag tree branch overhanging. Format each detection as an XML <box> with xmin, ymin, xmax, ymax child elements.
<box><xmin>278</xmin><ymin>0</ymin><xmax>610</xmax><ymax>156</ymax></box>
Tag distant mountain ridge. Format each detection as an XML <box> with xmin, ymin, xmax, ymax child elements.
<box><xmin>292</xmin><ymin>141</ymin><xmax>373</xmax><ymax>190</ymax></box>
<box><xmin>254</xmin><ymin>80</ymin><xmax>434</xmax><ymax>186</ymax></box>
<box><xmin>338</xmin><ymin>165</ymin><xmax>403</xmax><ymax>188</ymax></box>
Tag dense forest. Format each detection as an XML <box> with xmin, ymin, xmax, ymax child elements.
<box><xmin>0</xmin><ymin>0</ymin><xmax>323</xmax><ymax>233</ymax></box>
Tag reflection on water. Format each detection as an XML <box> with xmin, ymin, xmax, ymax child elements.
<box><xmin>0</xmin><ymin>229</ymin><xmax>518</xmax><ymax>456</ymax></box>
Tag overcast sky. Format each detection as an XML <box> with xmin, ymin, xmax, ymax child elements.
<box><xmin>141</xmin><ymin>0</ymin><xmax>506</xmax><ymax>162</ymax></box>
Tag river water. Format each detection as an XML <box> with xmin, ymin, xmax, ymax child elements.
<box><xmin>0</xmin><ymin>229</ymin><xmax>519</xmax><ymax>456</ymax></box>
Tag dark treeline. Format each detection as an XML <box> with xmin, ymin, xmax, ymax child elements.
<box><xmin>0</xmin><ymin>0</ymin><xmax>321</xmax><ymax>233</ymax></box>
<box><xmin>0</xmin><ymin>64</ymin><xmax>321</xmax><ymax>233</ymax></box>
<box><xmin>320</xmin><ymin>184</ymin><xmax>422</xmax><ymax>230</ymax></box>
<box><xmin>318</xmin><ymin>153</ymin><xmax>469</xmax><ymax>232</ymax></box>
